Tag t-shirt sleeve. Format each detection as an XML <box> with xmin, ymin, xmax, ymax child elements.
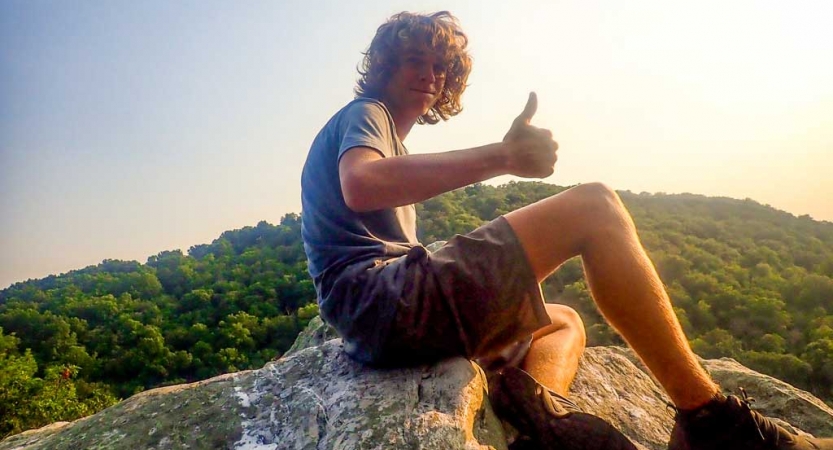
<box><xmin>338</xmin><ymin>101</ymin><xmax>395</xmax><ymax>161</ymax></box>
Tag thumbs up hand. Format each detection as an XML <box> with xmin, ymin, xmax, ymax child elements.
<box><xmin>503</xmin><ymin>92</ymin><xmax>559</xmax><ymax>178</ymax></box>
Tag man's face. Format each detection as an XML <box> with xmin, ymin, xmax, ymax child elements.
<box><xmin>381</xmin><ymin>49</ymin><xmax>447</xmax><ymax>119</ymax></box>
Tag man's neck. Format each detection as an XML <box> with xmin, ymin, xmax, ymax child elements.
<box><xmin>390</xmin><ymin>111</ymin><xmax>419</xmax><ymax>142</ymax></box>
<box><xmin>392</xmin><ymin>115</ymin><xmax>416</xmax><ymax>142</ymax></box>
<box><xmin>382</xmin><ymin>100</ymin><xmax>419</xmax><ymax>141</ymax></box>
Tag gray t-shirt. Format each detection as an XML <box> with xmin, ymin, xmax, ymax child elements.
<box><xmin>301</xmin><ymin>98</ymin><xmax>418</xmax><ymax>302</ymax></box>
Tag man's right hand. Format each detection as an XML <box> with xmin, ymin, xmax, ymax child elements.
<box><xmin>502</xmin><ymin>92</ymin><xmax>559</xmax><ymax>178</ymax></box>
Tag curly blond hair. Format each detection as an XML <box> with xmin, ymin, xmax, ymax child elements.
<box><xmin>355</xmin><ymin>11</ymin><xmax>473</xmax><ymax>125</ymax></box>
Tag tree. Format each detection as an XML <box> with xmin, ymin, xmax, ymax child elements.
<box><xmin>802</xmin><ymin>339</ymin><xmax>833</xmax><ymax>398</ymax></box>
<box><xmin>690</xmin><ymin>329</ymin><xmax>743</xmax><ymax>359</ymax></box>
<box><xmin>0</xmin><ymin>349</ymin><xmax>116</xmax><ymax>440</ymax></box>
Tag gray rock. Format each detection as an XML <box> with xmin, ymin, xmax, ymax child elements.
<box><xmin>235</xmin><ymin>340</ymin><xmax>506</xmax><ymax>450</ymax></box>
<box><xmin>284</xmin><ymin>315</ymin><xmax>339</xmax><ymax>358</ymax></box>
<box><xmin>568</xmin><ymin>347</ymin><xmax>673</xmax><ymax>450</ymax></box>
<box><xmin>0</xmin><ymin>338</ymin><xmax>505</xmax><ymax>450</ymax></box>
<box><xmin>3</xmin><ymin>318</ymin><xmax>832</xmax><ymax>450</ymax></box>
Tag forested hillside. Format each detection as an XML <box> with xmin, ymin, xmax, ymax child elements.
<box><xmin>2</xmin><ymin>182</ymin><xmax>832</xmax><ymax>438</ymax></box>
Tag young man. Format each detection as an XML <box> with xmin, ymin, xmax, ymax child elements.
<box><xmin>300</xmin><ymin>11</ymin><xmax>833</xmax><ymax>450</ymax></box>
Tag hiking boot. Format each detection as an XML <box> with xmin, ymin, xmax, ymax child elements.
<box><xmin>668</xmin><ymin>389</ymin><xmax>833</xmax><ymax>450</ymax></box>
<box><xmin>488</xmin><ymin>366</ymin><xmax>638</xmax><ymax>450</ymax></box>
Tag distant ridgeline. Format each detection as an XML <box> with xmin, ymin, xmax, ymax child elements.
<box><xmin>2</xmin><ymin>181</ymin><xmax>832</xmax><ymax>439</ymax></box>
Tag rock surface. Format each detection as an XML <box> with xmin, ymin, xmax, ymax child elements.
<box><xmin>2</xmin><ymin>317</ymin><xmax>832</xmax><ymax>450</ymax></box>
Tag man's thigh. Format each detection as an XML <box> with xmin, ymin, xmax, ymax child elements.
<box><xmin>378</xmin><ymin>216</ymin><xmax>551</xmax><ymax>366</ymax></box>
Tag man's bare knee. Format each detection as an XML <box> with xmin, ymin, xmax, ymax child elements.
<box><xmin>572</xmin><ymin>182</ymin><xmax>628</xmax><ymax>222</ymax></box>
<box><xmin>568</xmin><ymin>182</ymin><xmax>637</xmax><ymax>244</ymax></box>
<box><xmin>503</xmin><ymin>181</ymin><xmax>637</xmax><ymax>281</ymax></box>
<box><xmin>533</xmin><ymin>304</ymin><xmax>587</xmax><ymax>350</ymax></box>
<box><xmin>546</xmin><ymin>303</ymin><xmax>585</xmax><ymax>332</ymax></box>
<box><xmin>527</xmin><ymin>182</ymin><xmax>630</xmax><ymax>232</ymax></box>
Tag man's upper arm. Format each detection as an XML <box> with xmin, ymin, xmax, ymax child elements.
<box><xmin>338</xmin><ymin>101</ymin><xmax>394</xmax><ymax>160</ymax></box>
<box><xmin>336</xmin><ymin>101</ymin><xmax>396</xmax><ymax>212</ymax></box>
<box><xmin>339</xmin><ymin>146</ymin><xmax>384</xmax><ymax>212</ymax></box>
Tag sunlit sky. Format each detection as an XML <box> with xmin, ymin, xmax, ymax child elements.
<box><xmin>2</xmin><ymin>1</ymin><xmax>832</xmax><ymax>289</ymax></box>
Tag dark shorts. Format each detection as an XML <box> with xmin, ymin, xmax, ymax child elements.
<box><xmin>325</xmin><ymin>216</ymin><xmax>551</xmax><ymax>368</ymax></box>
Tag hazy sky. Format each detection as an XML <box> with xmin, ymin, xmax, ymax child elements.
<box><xmin>2</xmin><ymin>1</ymin><xmax>832</xmax><ymax>289</ymax></box>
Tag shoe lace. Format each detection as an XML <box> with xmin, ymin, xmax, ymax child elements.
<box><xmin>738</xmin><ymin>387</ymin><xmax>782</xmax><ymax>444</ymax></box>
<box><xmin>538</xmin><ymin>385</ymin><xmax>580</xmax><ymax>418</ymax></box>
<box><xmin>666</xmin><ymin>388</ymin><xmax>783</xmax><ymax>444</ymax></box>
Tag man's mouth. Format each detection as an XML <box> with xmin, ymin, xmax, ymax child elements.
<box><xmin>412</xmin><ymin>89</ymin><xmax>436</xmax><ymax>95</ymax></box>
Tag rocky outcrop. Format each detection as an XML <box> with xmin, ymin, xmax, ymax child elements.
<box><xmin>3</xmin><ymin>318</ymin><xmax>832</xmax><ymax>450</ymax></box>
<box><xmin>0</xmin><ymin>339</ymin><xmax>504</xmax><ymax>450</ymax></box>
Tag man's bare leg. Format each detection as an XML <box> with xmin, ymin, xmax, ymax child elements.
<box><xmin>505</xmin><ymin>182</ymin><xmax>718</xmax><ymax>409</ymax></box>
<box><xmin>523</xmin><ymin>304</ymin><xmax>586</xmax><ymax>396</ymax></box>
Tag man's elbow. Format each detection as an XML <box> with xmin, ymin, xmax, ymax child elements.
<box><xmin>343</xmin><ymin>191</ymin><xmax>375</xmax><ymax>213</ymax></box>
<box><xmin>341</xmin><ymin>176</ymin><xmax>377</xmax><ymax>213</ymax></box>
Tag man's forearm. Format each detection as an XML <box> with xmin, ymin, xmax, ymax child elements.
<box><xmin>340</xmin><ymin>142</ymin><xmax>510</xmax><ymax>212</ymax></box>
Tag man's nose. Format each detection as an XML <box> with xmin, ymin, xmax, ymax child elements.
<box><xmin>419</xmin><ymin>63</ymin><xmax>436</xmax><ymax>82</ymax></box>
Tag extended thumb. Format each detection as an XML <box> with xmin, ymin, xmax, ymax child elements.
<box><xmin>518</xmin><ymin>92</ymin><xmax>538</xmax><ymax>123</ymax></box>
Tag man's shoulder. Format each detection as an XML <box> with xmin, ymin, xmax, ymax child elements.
<box><xmin>315</xmin><ymin>98</ymin><xmax>387</xmax><ymax>138</ymax></box>
<box><xmin>338</xmin><ymin>97</ymin><xmax>389</xmax><ymax>121</ymax></box>
<box><xmin>320</xmin><ymin>97</ymin><xmax>396</xmax><ymax>146</ymax></box>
